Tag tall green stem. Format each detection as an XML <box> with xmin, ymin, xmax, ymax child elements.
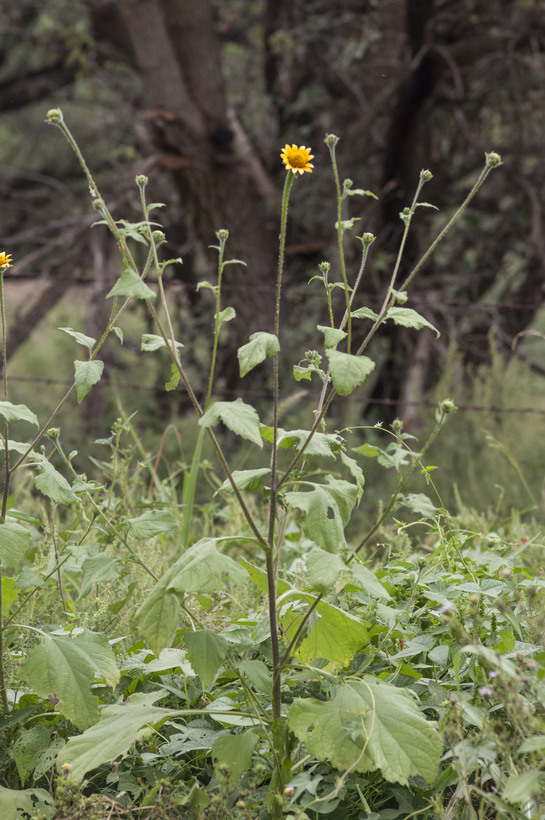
<box><xmin>326</xmin><ymin>138</ymin><xmax>352</xmax><ymax>352</ymax></box>
<box><xmin>268</xmin><ymin>170</ymin><xmax>294</xmax><ymax>722</ymax></box>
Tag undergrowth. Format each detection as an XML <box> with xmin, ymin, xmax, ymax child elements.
<box><xmin>0</xmin><ymin>112</ymin><xmax>543</xmax><ymax>820</ymax></box>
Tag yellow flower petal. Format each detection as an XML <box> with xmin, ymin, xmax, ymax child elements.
<box><xmin>0</xmin><ymin>252</ymin><xmax>12</xmax><ymax>269</ymax></box>
<box><xmin>280</xmin><ymin>144</ymin><xmax>314</xmax><ymax>175</ymax></box>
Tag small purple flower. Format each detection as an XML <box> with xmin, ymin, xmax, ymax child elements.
<box><xmin>437</xmin><ymin>601</ymin><xmax>454</xmax><ymax>616</ymax></box>
<box><xmin>479</xmin><ymin>686</ymin><xmax>492</xmax><ymax>701</ymax></box>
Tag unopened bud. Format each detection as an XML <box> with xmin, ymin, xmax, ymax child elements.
<box><xmin>46</xmin><ymin>108</ymin><xmax>63</xmax><ymax>125</ymax></box>
<box><xmin>485</xmin><ymin>152</ymin><xmax>502</xmax><ymax>168</ymax></box>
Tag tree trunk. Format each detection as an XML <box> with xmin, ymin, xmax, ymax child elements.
<box><xmin>117</xmin><ymin>0</ymin><xmax>278</xmax><ymax>385</ymax></box>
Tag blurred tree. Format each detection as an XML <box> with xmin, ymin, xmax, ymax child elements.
<box><xmin>1</xmin><ymin>0</ymin><xmax>544</xmax><ymax>426</ymax></box>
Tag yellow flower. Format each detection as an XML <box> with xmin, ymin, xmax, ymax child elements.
<box><xmin>280</xmin><ymin>144</ymin><xmax>314</xmax><ymax>175</ymax></box>
<box><xmin>0</xmin><ymin>252</ymin><xmax>12</xmax><ymax>269</ymax></box>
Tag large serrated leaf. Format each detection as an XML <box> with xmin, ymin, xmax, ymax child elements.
<box><xmin>261</xmin><ymin>427</ymin><xmax>343</xmax><ymax>457</ymax></box>
<box><xmin>0</xmin><ymin>402</ymin><xmax>38</xmax><ymax>427</ymax></box>
<box><xmin>78</xmin><ymin>555</ymin><xmax>118</xmax><ymax>599</ymax></box>
<box><xmin>0</xmin><ymin>785</ymin><xmax>54</xmax><ymax>820</ymax></box>
<box><xmin>199</xmin><ymin>398</ymin><xmax>262</xmax><ymax>447</ymax></box>
<box><xmin>292</xmin><ymin>598</ymin><xmax>369</xmax><ymax>669</ymax></box>
<box><xmin>74</xmin><ymin>360</ymin><xmax>104</xmax><ymax>403</ymax></box>
<box><xmin>237</xmin><ymin>332</ymin><xmax>280</xmax><ymax>377</ymax></box>
<box><xmin>0</xmin><ymin>519</ymin><xmax>31</xmax><ymax>565</ymax></box>
<box><xmin>19</xmin><ymin>630</ymin><xmax>119</xmax><ymax>730</ymax></box>
<box><xmin>385</xmin><ymin>307</ymin><xmax>440</xmax><ymax>337</ymax></box>
<box><xmin>288</xmin><ymin>678</ymin><xmax>441</xmax><ymax>785</ymax></box>
<box><xmin>58</xmin><ymin>690</ymin><xmax>175</xmax><ymax>783</ymax></box>
<box><xmin>138</xmin><ymin>586</ymin><xmax>179</xmax><ymax>658</ymax></box>
<box><xmin>166</xmin><ymin>538</ymin><xmax>248</xmax><ymax>595</ymax></box>
<box><xmin>128</xmin><ymin>509</ymin><xmax>178</xmax><ymax>539</ymax></box>
<box><xmin>212</xmin><ymin>731</ymin><xmax>259</xmax><ymax>783</ymax></box>
<box><xmin>325</xmin><ymin>349</ymin><xmax>375</xmax><ymax>395</ymax></box>
<box><xmin>184</xmin><ymin>629</ymin><xmax>228</xmax><ymax>689</ymax></box>
<box><xmin>306</xmin><ymin>547</ymin><xmax>347</xmax><ymax>594</ymax></box>
<box><xmin>29</xmin><ymin>455</ymin><xmax>77</xmax><ymax>505</ymax></box>
<box><xmin>139</xmin><ymin>540</ymin><xmax>248</xmax><ymax>656</ymax></box>
<box><xmin>349</xmin><ymin>562</ymin><xmax>391</xmax><ymax>600</ymax></box>
<box><xmin>285</xmin><ymin>476</ymin><xmax>358</xmax><ymax>552</ymax></box>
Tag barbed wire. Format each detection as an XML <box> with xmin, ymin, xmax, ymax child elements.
<box><xmin>8</xmin><ymin>375</ymin><xmax>545</xmax><ymax>416</ymax></box>
<box><xmin>4</xmin><ymin>272</ymin><xmax>542</xmax><ymax>313</ymax></box>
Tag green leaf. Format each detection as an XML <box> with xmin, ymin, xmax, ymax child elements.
<box><xmin>288</xmin><ymin>678</ymin><xmax>441</xmax><ymax>785</ymax></box>
<box><xmin>291</xmin><ymin>597</ymin><xmax>369</xmax><ymax>669</ymax></box>
<box><xmin>400</xmin><ymin>492</ymin><xmax>439</xmax><ymax>517</ymax></box>
<box><xmin>518</xmin><ymin>735</ymin><xmax>545</xmax><ymax>753</ymax></box>
<box><xmin>138</xmin><ymin>586</ymin><xmax>179</xmax><ymax>658</ymax></box>
<box><xmin>317</xmin><ymin>325</ymin><xmax>347</xmax><ymax>349</ymax></box>
<box><xmin>349</xmin><ymin>562</ymin><xmax>391</xmax><ymax>600</ymax></box>
<box><xmin>285</xmin><ymin>476</ymin><xmax>358</xmax><ymax>552</ymax></box>
<box><xmin>0</xmin><ymin>520</ymin><xmax>31</xmax><ymax>565</ymax></box>
<box><xmin>0</xmin><ymin>439</ymin><xmax>32</xmax><ymax>455</ymax></box>
<box><xmin>107</xmin><ymin>267</ymin><xmax>155</xmax><ymax>300</ymax></box>
<box><xmin>350</xmin><ymin>307</ymin><xmax>379</xmax><ymax>321</ymax></box>
<box><xmin>385</xmin><ymin>307</ymin><xmax>440</xmax><ymax>337</ymax></box>
<box><xmin>1</xmin><ymin>575</ymin><xmax>18</xmax><ymax>614</ymax></box>
<box><xmin>216</xmin><ymin>307</ymin><xmax>236</xmax><ymax>325</ymax></box>
<box><xmin>199</xmin><ymin>399</ymin><xmax>262</xmax><ymax>447</ymax></box>
<box><xmin>29</xmin><ymin>455</ymin><xmax>77</xmax><ymax>505</ymax></box>
<box><xmin>184</xmin><ymin>629</ymin><xmax>229</xmax><ymax>689</ymax></box>
<box><xmin>501</xmin><ymin>771</ymin><xmax>541</xmax><ymax>803</ymax></box>
<box><xmin>78</xmin><ymin>555</ymin><xmax>119</xmax><ymax>599</ymax></box>
<box><xmin>352</xmin><ymin>443</ymin><xmax>381</xmax><ymax>458</ymax></box>
<box><xmin>212</xmin><ymin>731</ymin><xmax>258</xmax><ymax>783</ymax></box>
<box><xmin>59</xmin><ymin>690</ymin><xmax>175</xmax><ymax>783</ymax></box>
<box><xmin>237</xmin><ymin>660</ymin><xmax>272</xmax><ymax>695</ymax></box>
<box><xmin>166</xmin><ymin>538</ymin><xmax>248</xmax><ymax>596</ymax></box>
<box><xmin>0</xmin><ymin>786</ymin><xmax>54</xmax><ymax>820</ymax></box>
<box><xmin>261</xmin><ymin>427</ymin><xmax>343</xmax><ymax>458</ymax></box>
<box><xmin>128</xmin><ymin>509</ymin><xmax>178</xmax><ymax>539</ymax></box>
<box><xmin>59</xmin><ymin>327</ymin><xmax>96</xmax><ymax>350</ymax></box>
<box><xmin>217</xmin><ymin>468</ymin><xmax>270</xmax><ymax>494</ymax></box>
<box><xmin>339</xmin><ymin>451</ymin><xmax>365</xmax><ymax>499</ymax></box>
<box><xmin>0</xmin><ymin>401</ymin><xmax>38</xmax><ymax>427</ymax></box>
<box><xmin>306</xmin><ymin>548</ymin><xmax>347</xmax><ymax>593</ymax></box>
<box><xmin>335</xmin><ymin>217</ymin><xmax>360</xmax><ymax>231</ymax></box>
<box><xmin>12</xmin><ymin>725</ymin><xmax>51</xmax><ymax>786</ymax></box>
<box><xmin>144</xmin><ymin>648</ymin><xmax>194</xmax><ymax>675</ymax></box>
<box><xmin>141</xmin><ymin>333</ymin><xmax>183</xmax><ymax>353</ymax></box>
<box><xmin>165</xmin><ymin>362</ymin><xmax>181</xmax><ymax>391</ymax></box>
<box><xmin>325</xmin><ymin>349</ymin><xmax>375</xmax><ymax>396</ymax></box>
<box><xmin>139</xmin><ymin>540</ymin><xmax>248</xmax><ymax>656</ymax></box>
<box><xmin>74</xmin><ymin>360</ymin><xmax>104</xmax><ymax>403</ymax></box>
<box><xmin>237</xmin><ymin>332</ymin><xmax>280</xmax><ymax>377</ymax></box>
<box><xmin>19</xmin><ymin>629</ymin><xmax>119</xmax><ymax>730</ymax></box>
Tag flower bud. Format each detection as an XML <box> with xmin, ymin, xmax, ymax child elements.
<box><xmin>324</xmin><ymin>133</ymin><xmax>340</xmax><ymax>147</ymax></box>
<box><xmin>485</xmin><ymin>152</ymin><xmax>502</xmax><ymax>168</ymax></box>
<box><xmin>420</xmin><ymin>169</ymin><xmax>433</xmax><ymax>182</ymax></box>
<box><xmin>46</xmin><ymin>108</ymin><xmax>63</xmax><ymax>124</ymax></box>
<box><xmin>135</xmin><ymin>174</ymin><xmax>148</xmax><ymax>188</ymax></box>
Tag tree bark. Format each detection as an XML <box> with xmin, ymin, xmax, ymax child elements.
<box><xmin>116</xmin><ymin>0</ymin><xmax>278</xmax><ymax>384</ymax></box>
